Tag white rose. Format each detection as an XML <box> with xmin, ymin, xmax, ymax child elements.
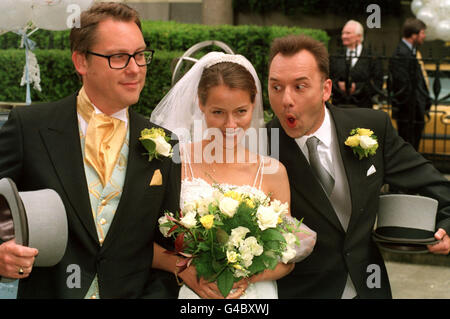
<box><xmin>180</xmin><ymin>211</ymin><xmax>197</xmax><ymax>229</ymax></box>
<box><xmin>281</xmin><ymin>233</ymin><xmax>299</xmax><ymax>263</ymax></box>
<box><xmin>182</xmin><ymin>200</ymin><xmax>197</xmax><ymax>213</ymax></box>
<box><xmin>213</xmin><ymin>190</ymin><xmax>224</xmax><ymax>201</ymax></box>
<box><xmin>281</xmin><ymin>247</ymin><xmax>297</xmax><ymax>264</ymax></box>
<box><xmin>283</xmin><ymin>232</ymin><xmax>297</xmax><ymax>246</ymax></box>
<box><xmin>158</xmin><ymin>213</ymin><xmax>173</xmax><ymax>238</ymax></box>
<box><xmin>256</xmin><ymin>205</ymin><xmax>280</xmax><ymax>231</ymax></box>
<box><xmin>243</xmin><ymin>236</ymin><xmax>263</xmax><ymax>256</ymax></box>
<box><xmin>270</xmin><ymin>200</ymin><xmax>289</xmax><ymax>216</ymax></box>
<box><xmin>197</xmin><ymin>198</ymin><xmax>213</xmax><ymax>216</ymax></box>
<box><xmin>238</xmin><ymin>243</ymin><xmax>254</xmax><ymax>268</ymax></box>
<box><xmin>359</xmin><ymin>135</ymin><xmax>377</xmax><ymax>150</ymax></box>
<box><xmin>228</xmin><ymin>226</ymin><xmax>250</xmax><ymax>248</ymax></box>
<box><xmin>152</xmin><ymin>135</ymin><xmax>172</xmax><ymax>157</ymax></box>
<box><xmin>219</xmin><ymin>197</ymin><xmax>240</xmax><ymax>218</ymax></box>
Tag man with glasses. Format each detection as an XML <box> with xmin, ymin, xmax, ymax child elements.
<box><xmin>0</xmin><ymin>2</ymin><xmax>181</xmax><ymax>298</ymax></box>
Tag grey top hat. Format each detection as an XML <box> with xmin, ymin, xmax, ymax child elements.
<box><xmin>0</xmin><ymin>178</ymin><xmax>68</xmax><ymax>280</ymax></box>
<box><xmin>373</xmin><ymin>194</ymin><xmax>439</xmax><ymax>253</ymax></box>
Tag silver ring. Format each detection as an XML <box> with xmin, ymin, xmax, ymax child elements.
<box><xmin>18</xmin><ymin>267</ymin><xmax>24</xmax><ymax>275</ymax></box>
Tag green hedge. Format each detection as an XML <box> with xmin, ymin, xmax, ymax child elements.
<box><xmin>0</xmin><ymin>21</ymin><xmax>328</xmax><ymax>116</ymax></box>
<box><xmin>0</xmin><ymin>21</ymin><xmax>328</xmax><ymax>51</ymax></box>
<box><xmin>0</xmin><ymin>49</ymin><xmax>183</xmax><ymax>117</ymax></box>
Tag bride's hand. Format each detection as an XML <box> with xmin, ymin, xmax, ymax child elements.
<box><xmin>226</xmin><ymin>278</ymin><xmax>249</xmax><ymax>299</ymax></box>
<box><xmin>178</xmin><ymin>265</ymin><xmax>224</xmax><ymax>299</ymax></box>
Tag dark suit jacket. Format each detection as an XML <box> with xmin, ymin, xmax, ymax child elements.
<box><xmin>268</xmin><ymin>104</ymin><xmax>450</xmax><ymax>298</ymax></box>
<box><xmin>0</xmin><ymin>93</ymin><xmax>181</xmax><ymax>298</ymax></box>
<box><xmin>330</xmin><ymin>46</ymin><xmax>383</xmax><ymax>108</ymax></box>
<box><xmin>389</xmin><ymin>41</ymin><xmax>432</xmax><ymax>120</ymax></box>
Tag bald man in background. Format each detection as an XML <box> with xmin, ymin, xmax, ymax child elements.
<box><xmin>330</xmin><ymin>20</ymin><xmax>383</xmax><ymax>109</ymax></box>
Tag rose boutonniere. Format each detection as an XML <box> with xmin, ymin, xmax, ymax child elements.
<box><xmin>139</xmin><ymin>128</ymin><xmax>173</xmax><ymax>161</ymax></box>
<box><xmin>344</xmin><ymin>128</ymin><xmax>378</xmax><ymax>160</ymax></box>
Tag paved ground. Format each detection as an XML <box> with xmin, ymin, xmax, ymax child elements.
<box><xmin>2</xmin><ymin>260</ymin><xmax>449</xmax><ymax>299</ymax></box>
<box><xmin>385</xmin><ymin>261</ymin><xmax>450</xmax><ymax>299</ymax></box>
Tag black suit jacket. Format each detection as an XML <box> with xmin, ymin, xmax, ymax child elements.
<box><xmin>330</xmin><ymin>46</ymin><xmax>383</xmax><ymax>108</ymax></box>
<box><xmin>0</xmin><ymin>93</ymin><xmax>181</xmax><ymax>298</ymax></box>
<box><xmin>389</xmin><ymin>40</ymin><xmax>432</xmax><ymax>120</ymax></box>
<box><xmin>268</xmin><ymin>104</ymin><xmax>450</xmax><ymax>298</ymax></box>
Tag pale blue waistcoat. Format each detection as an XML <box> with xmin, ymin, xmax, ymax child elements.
<box><xmin>79</xmin><ymin>129</ymin><xmax>130</xmax><ymax>299</ymax></box>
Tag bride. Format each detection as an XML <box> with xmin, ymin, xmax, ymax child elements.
<box><xmin>151</xmin><ymin>52</ymin><xmax>316</xmax><ymax>299</ymax></box>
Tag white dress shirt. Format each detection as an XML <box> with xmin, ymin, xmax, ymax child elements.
<box><xmin>77</xmin><ymin>104</ymin><xmax>129</xmax><ymax>136</ymax></box>
<box><xmin>346</xmin><ymin>43</ymin><xmax>362</xmax><ymax>68</ymax></box>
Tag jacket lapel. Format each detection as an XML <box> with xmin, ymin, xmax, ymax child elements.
<box><xmin>39</xmin><ymin>93</ymin><xmax>98</xmax><ymax>243</ymax></box>
<box><xmin>328</xmin><ymin>105</ymin><xmax>366</xmax><ymax>233</ymax></box>
<box><xmin>273</xmin><ymin>118</ymin><xmax>345</xmax><ymax>233</ymax></box>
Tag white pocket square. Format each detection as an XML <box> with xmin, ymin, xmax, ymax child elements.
<box><xmin>367</xmin><ymin>165</ymin><xmax>376</xmax><ymax>176</ymax></box>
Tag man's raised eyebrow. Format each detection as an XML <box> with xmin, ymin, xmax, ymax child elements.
<box><xmin>269</xmin><ymin>76</ymin><xmax>310</xmax><ymax>82</ymax></box>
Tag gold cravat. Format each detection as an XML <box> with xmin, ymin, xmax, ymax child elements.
<box><xmin>77</xmin><ymin>87</ymin><xmax>128</xmax><ymax>186</ymax></box>
<box><xmin>416</xmin><ymin>50</ymin><xmax>430</xmax><ymax>90</ymax></box>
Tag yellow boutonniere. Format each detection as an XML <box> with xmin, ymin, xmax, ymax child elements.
<box><xmin>344</xmin><ymin>128</ymin><xmax>378</xmax><ymax>160</ymax></box>
<box><xmin>139</xmin><ymin>127</ymin><xmax>173</xmax><ymax>161</ymax></box>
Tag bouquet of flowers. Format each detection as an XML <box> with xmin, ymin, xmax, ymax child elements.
<box><xmin>158</xmin><ymin>185</ymin><xmax>308</xmax><ymax>297</ymax></box>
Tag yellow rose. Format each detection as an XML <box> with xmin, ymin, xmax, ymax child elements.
<box><xmin>344</xmin><ymin>135</ymin><xmax>360</xmax><ymax>147</ymax></box>
<box><xmin>244</xmin><ymin>198</ymin><xmax>255</xmax><ymax>208</ymax></box>
<box><xmin>357</xmin><ymin>128</ymin><xmax>373</xmax><ymax>136</ymax></box>
<box><xmin>200</xmin><ymin>214</ymin><xmax>215</xmax><ymax>229</ymax></box>
<box><xmin>224</xmin><ymin>191</ymin><xmax>242</xmax><ymax>202</ymax></box>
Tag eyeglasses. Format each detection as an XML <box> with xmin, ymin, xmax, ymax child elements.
<box><xmin>86</xmin><ymin>49</ymin><xmax>154</xmax><ymax>69</ymax></box>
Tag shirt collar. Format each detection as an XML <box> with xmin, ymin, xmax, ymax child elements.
<box><xmin>295</xmin><ymin>106</ymin><xmax>332</xmax><ymax>149</ymax></box>
<box><xmin>402</xmin><ymin>38</ymin><xmax>415</xmax><ymax>53</ymax></box>
<box><xmin>92</xmin><ymin>103</ymin><xmax>129</xmax><ymax>125</ymax></box>
<box><xmin>346</xmin><ymin>43</ymin><xmax>362</xmax><ymax>57</ymax></box>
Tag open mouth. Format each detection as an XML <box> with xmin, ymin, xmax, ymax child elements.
<box><xmin>286</xmin><ymin>116</ymin><xmax>297</xmax><ymax>128</ymax></box>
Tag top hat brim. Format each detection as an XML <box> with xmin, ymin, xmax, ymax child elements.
<box><xmin>375</xmin><ymin>241</ymin><xmax>431</xmax><ymax>254</ymax></box>
<box><xmin>0</xmin><ymin>178</ymin><xmax>28</xmax><ymax>246</ymax></box>
<box><xmin>373</xmin><ymin>226</ymin><xmax>438</xmax><ymax>244</ymax></box>
<box><xmin>0</xmin><ymin>178</ymin><xmax>68</xmax><ymax>269</ymax></box>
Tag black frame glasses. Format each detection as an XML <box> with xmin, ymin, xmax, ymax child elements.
<box><xmin>86</xmin><ymin>49</ymin><xmax>155</xmax><ymax>69</ymax></box>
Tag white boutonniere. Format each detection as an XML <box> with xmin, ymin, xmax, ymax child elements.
<box><xmin>344</xmin><ymin>128</ymin><xmax>378</xmax><ymax>160</ymax></box>
<box><xmin>139</xmin><ymin>127</ymin><xmax>173</xmax><ymax>161</ymax></box>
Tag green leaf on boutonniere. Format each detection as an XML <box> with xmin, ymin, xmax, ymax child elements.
<box><xmin>139</xmin><ymin>127</ymin><xmax>173</xmax><ymax>161</ymax></box>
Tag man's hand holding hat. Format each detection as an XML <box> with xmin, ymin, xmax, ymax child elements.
<box><xmin>0</xmin><ymin>239</ymin><xmax>38</xmax><ymax>279</ymax></box>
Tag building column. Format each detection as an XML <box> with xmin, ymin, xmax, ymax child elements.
<box><xmin>202</xmin><ymin>0</ymin><xmax>233</xmax><ymax>25</ymax></box>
